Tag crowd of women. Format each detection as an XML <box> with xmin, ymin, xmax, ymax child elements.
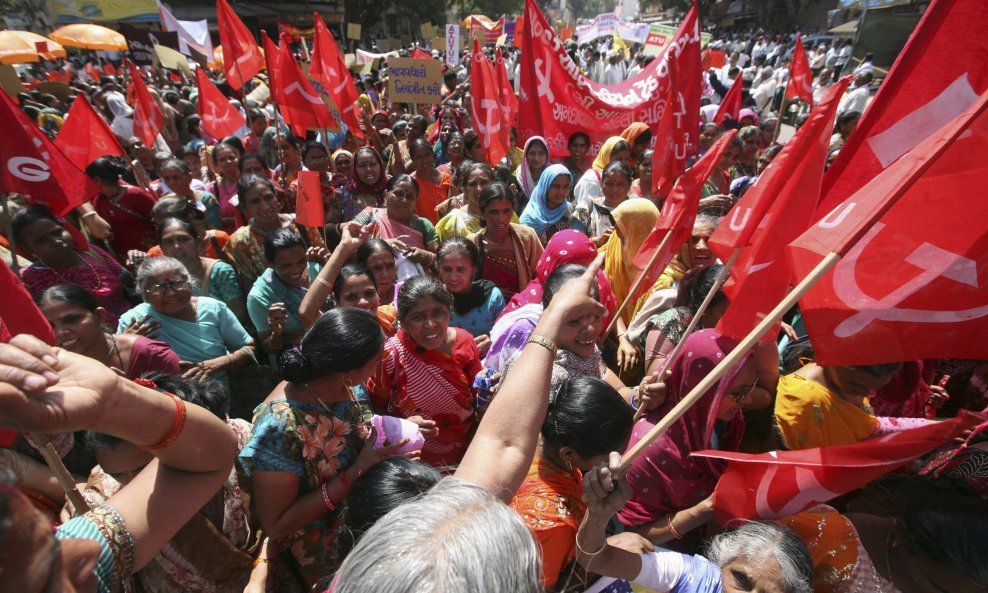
<box><xmin>1</xmin><ymin>26</ymin><xmax>986</xmax><ymax>593</ymax></box>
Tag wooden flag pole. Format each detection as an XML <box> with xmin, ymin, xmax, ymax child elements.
<box><xmin>30</xmin><ymin>433</ymin><xmax>90</xmax><ymax>514</ymax></box>
<box><xmin>603</xmin><ymin>228</ymin><xmax>675</xmax><ymax>338</ymax></box>
<box><xmin>633</xmin><ymin>246</ymin><xmax>742</xmax><ymax>422</ymax></box>
<box><xmin>620</xmin><ymin>251</ymin><xmax>841</xmax><ymax>472</ymax></box>
<box><xmin>1</xmin><ymin>194</ymin><xmax>20</xmax><ymax>274</ymax></box>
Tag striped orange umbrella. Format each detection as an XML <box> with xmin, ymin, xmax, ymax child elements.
<box><xmin>50</xmin><ymin>23</ymin><xmax>127</xmax><ymax>52</ymax></box>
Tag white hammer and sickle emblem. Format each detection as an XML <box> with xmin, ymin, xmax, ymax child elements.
<box><xmin>475</xmin><ymin>99</ymin><xmax>501</xmax><ymax>147</ymax></box>
<box><xmin>833</xmin><ymin>222</ymin><xmax>987</xmax><ymax>338</ymax></box>
<box><xmin>285</xmin><ymin>82</ymin><xmax>323</xmax><ymax>105</ymax></box>
<box><xmin>754</xmin><ymin>462</ymin><xmax>840</xmax><ymax>519</ymax></box>
<box><xmin>535</xmin><ymin>58</ymin><xmax>554</xmax><ymax>102</ymax></box>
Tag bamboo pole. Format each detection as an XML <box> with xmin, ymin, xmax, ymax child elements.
<box><xmin>633</xmin><ymin>247</ymin><xmax>742</xmax><ymax>422</ymax></box>
<box><xmin>30</xmin><ymin>433</ymin><xmax>90</xmax><ymax>514</ymax></box>
<box><xmin>620</xmin><ymin>251</ymin><xmax>842</xmax><ymax>472</ymax></box>
<box><xmin>1</xmin><ymin>194</ymin><xmax>19</xmax><ymax>274</ymax></box>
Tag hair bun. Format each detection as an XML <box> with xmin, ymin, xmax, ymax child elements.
<box><xmin>279</xmin><ymin>347</ymin><xmax>313</xmax><ymax>383</ymax></box>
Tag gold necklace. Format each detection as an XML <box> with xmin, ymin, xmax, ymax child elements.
<box><xmin>302</xmin><ymin>380</ymin><xmax>367</xmax><ymax>436</ymax></box>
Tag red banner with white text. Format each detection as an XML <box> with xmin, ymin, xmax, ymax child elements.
<box><xmin>517</xmin><ymin>0</ymin><xmax>700</xmax><ymax>154</ymax></box>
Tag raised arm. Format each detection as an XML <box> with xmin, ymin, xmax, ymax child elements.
<box><xmin>0</xmin><ymin>334</ymin><xmax>238</xmax><ymax>570</ymax></box>
<box><xmin>456</xmin><ymin>255</ymin><xmax>606</xmax><ymax>501</ymax></box>
<box><xmin>299</xmin><ymin>222</ymin><xmax>373</xmax><ymax>328</ymax></box>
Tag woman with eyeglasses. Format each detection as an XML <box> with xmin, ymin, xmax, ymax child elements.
<box><xmin>618</xmin><ymin>329</ymin><xmax>757</xmax><ymax>547</ymax></box>
<box><xmin>117</xmin><ymin>257</ymin><xmax>255</xmax><ymax>393</ymax></box>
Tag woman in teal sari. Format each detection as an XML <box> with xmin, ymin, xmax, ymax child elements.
<box><xmin>118</xmin><ymin>256</ymin><xmax>256</xmax><ymax>393</ymax></box>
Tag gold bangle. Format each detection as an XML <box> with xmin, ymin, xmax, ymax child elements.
<box><xmin>526</xmin><ymin>334</ymin><xmax>557</xmax><ymax>357</ymax></box>
<box><xmin>252</xmin><ymin>558</ymin><xmax>269</xmax><ymax>567</ymax></box>
<box><xmin>315</xmin><ymin>276</ymin><xmax>332</xmax><ymax>288</ymax></box>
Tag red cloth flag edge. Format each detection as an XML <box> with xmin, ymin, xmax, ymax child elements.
<box><xmin>0</xmin><ymin>91</ymin><xmax>97</xmax><ymax>215</ymax></box>
<box><xmin>196</xmin><ymin>68</ymin><xmax>247</xmax><ymax>139</ymax></box>
<box><xmin>785</xmin><ymin>34</ymin><xmax>814</xmax><ymax>105</ymax></box>
<box><xmin>469</xmin><ymin>39</ymin><xmax>511</xmax><ymax>165</ymax></box>
<box><xmin>710</xmin><ymin>77</ymin><xmax>852</xmax><ymax>341</ymax></box>
<box><xmin>695</xmin><ymin>410</ymin><xmax>985</xmax><ymax>525</ymax></box>
<box><xmin>631</xmin><ymin>130</ymin><xmax>738</xmax><ymax>298</ymax></box>
<box><xmin>713</xmin><ymin>76</ymin><xmax>742</xmax><ymax>125</ymax></box>
<box><xmin>216</xmin><ymin>0</ymin><xmax>264</xmax><ymax>90</ymax></box>
<box><xmin>127</xmin><ymin>61</ymin><xmax>164</xmax><ymax>148</ymax></box>
<box><xmin>55</xmin><ymin>95</ymin><xmax>126</xmax><ymax>170</ymax></box>
<box><xmin>277</xmin><ymin>38</ymin><xmax>336</xmax><ymax>137</ymax></box>
<box><xmin>310</xmin><ymin>12</ymin><xmax>359</xmax><ymax>137</ymax></box>
<box><xmin>295</xmin><ymin>170</ymin><xmax>325</xmax><ymax>227</ymax></box>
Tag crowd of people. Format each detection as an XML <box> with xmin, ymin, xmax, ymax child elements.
<box><xmin>1</xmin><ymin>18</ymin><xmax>986</xmax><ymax>593</ymax></box>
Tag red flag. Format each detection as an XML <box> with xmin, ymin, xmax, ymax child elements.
<box><xmin>0</xmin><ymin>260</ymin><xmax>55</xmax><ymax>345</ymax></box>
<box><xmin>712</xmin><ymin>77</ymin><xmax>743</xmax><ymax>125</ymax></box>
<box><xmin>701</xmin><ymin>48</ymin><xmax>726</xmax><ymax>71</ymax></box>
<box><xmin>710</xmin><ymin>77</ymin><xmax>852</xmax><ymax>341</ymax></box>
<box><xmin>55</xmin><ymin>95</ymin><xmax>126</xmax><ymax>170</ymax></box>
<box><xmin>278</xmin><ymin>37</ymin><xmax>336</xmax><ymax>137</ymax></box>
<box><xmin>261</xmin><ymin>31</ymin><xmax>284</xmax><ymax>106</ymax></box>
<box><xmin>494</xmin><ymin>48</ymin><xmax>518</xmax><ymax>127</ymax></box>
<box><xmin>216</xmin><ymin>0</ymin><xmax>264</xmax><ymax>90</ymax></box>
<box><xmin>469</xmin><ymin>39</ymin><xmax>511</xmax><ymax>165</ymax></box>
<box><xmin>817</xmin><ymin>0</ymin><xmax>988</xmax><ymax>221</ymax></box>
<box><xmin>787</xmin><ymin>90</ymin><xmax>988</xmax><ymax>365</ymax></box>
<box><xmin>196</xmin><ymin>67</ymin><xmax>246</xmax><ymax>139</ymax></box>
<box><xmin>127</xmin><ymin>61</ymin><xmax>163</xmax><ymax>148</ymax></box>
<box><xmin>696</xmin><ymin>411</ymin><xmax>985</xmax><ymax>524</ymax></box>
<box><xmin>469</xmin><ymin>16</ymin><xmax>504</xmax><ymax>43</ymax></box>
<box><xmin>0</xmin><ymin>91</ymin><xmax>97</xmax><ymax>215</ymax></box>
<box><xmin>295</xmin><ymin>170</ymin><xmax>325</xmax><ymax>227</ymax></box>
<box><xmin>785</xmin><ymin>34</ymin><xmax>814</xmax><ymax>105</ymax></box>
<box><xmin>411</xmin><ymin>48</ymin><xmax>432</xmax><ymax>60</ymax></box>
<box><xmin>310</xmin><ymin>12</ymin><xmax>362</xmax><ymax>137</ymax></box>
<box><xmin>633</xmin><ymin>130</ymin><xmax>738</xmax><ymax>295</ymax></box>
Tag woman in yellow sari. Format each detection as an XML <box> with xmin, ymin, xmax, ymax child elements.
<box><xmin>600</xmin><ymin>198</ymin><xmax>658</xmax><ymax>375</ymax></box>
<box><xmin>774</xmin><ymin>361</ymin><xmax>932</xmax><ymax>450</ymax></box>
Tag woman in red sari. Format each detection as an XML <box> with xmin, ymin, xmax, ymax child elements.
<box><xmin>370</xmin><ymin>275</ymin><xmax>481</xmax><ymax>468</ymax></box>
<box><xmin>85</xmin><ymin>157</ymin><xmax>157</xmax><ymax>257</ymax></box>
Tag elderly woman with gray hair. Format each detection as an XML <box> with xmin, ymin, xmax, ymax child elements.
<box><xmin>331</xmin><ymin>257</ymin><xmax>608</xmax><ymax>593</ymax></box>
<box><xmin>576</xmin><ymin>452</ymin><xmax>814</xmax><ymax>593</ymax></box>
<box><xmin>117</xmin><ymin>256</ymin><xmax>255</xmax><ymax>392</ymax></box>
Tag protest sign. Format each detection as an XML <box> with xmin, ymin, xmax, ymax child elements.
<box><xmin>445</xmin><ymin>25</ymin><xmax>460</xmax><ymax>66</ymax></box>
<box><xmin>644</xmin><ymin>23</ymin><xmax>710</xmax><ymax>56</ymax></box>
<box><xmin>387</xmin><ymin>57</ymin><xmax>443</xmax><ymax>103</ymax></box>
<box><xmin>347</xmin><ymin>23</ymin><xmax>362</xmax><ymax>40</ymax></box>
<box><xmin>420</xmin><ymin>22</ymin><xmax>434</xmax><ymax>39</ymax></box>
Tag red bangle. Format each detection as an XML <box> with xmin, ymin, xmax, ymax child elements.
<box><xmin>321</xmin><ymin>482</ymin><xmax>335</xmax><ymax>511</ymax></box>
<box><xmin>137</xmin><ymin>391</ymin><xmax>186</xmax><ymax>452</ymax></box>
<box><xmin>666</xmin><ymin>514</ymin><xmax>685</xmax><ymax>540</ymax></box>
<box><xmin>337</xmin><ymin>470</ymin><xmax>352</xmax><ymax>495</ymax></box>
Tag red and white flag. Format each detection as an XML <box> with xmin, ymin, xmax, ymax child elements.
<box><xmin>216</xmin><ymin>0</ymin><xmax>264</xmax><ymax>90</ymax></box>
<box><xmin>710</xmin><ymin>77</ymin><xmax>852</xmax><ymax>341</ymax></box>
<box><xmin>695</xmin><ymin>410</ymin><xmax>985</xmax><ymax>524</ymax></box>
<box><xmin>633</xmin><ymin>130</ymin><xmax>738</xmax><ymax>296</ymax></box>
<box><xmin>712</xmin><ymin>76</ymin><xmax>742</xmax><ymax>125</ymax></box>
<box><xmin>470</xmin><ymin>16</ymin><xmax>504</xmax><ymax>43</ymax></box>
<box><xmin>816</xmin><ymin>0</ymin><xmax>988</xmax><ymax>220</ymax></box>
<box><xmin>785</xmin><ymin>34</ymin><xmax>814</xmax><ymax>105</ymax></box>
<box><xmin>260</xmin><ymin>31</ymin><xmax>283</xmax><ymax>105</ymax></box>
<box><xmin>469</xmin><ymin>39</ymin><xmax>511</xmax><ymax>165</ymax></box>
<box><xmin>196</xmin><ymin>67</ymin><xmax>246</xmax><ymax>139</ymax></box>
<box><xmin>494</xmin><ymin>48</ymin><xmax>518</xmax><ymax>127</ymax></box>
<box><xmin>0</xmin><ymin>91</ymin><xmax>97</xmax><ymax>215</ymax></box>
<box><xmin>787</xmin><ymin>89</ymin><xmax>988</xmax><ymax>365</ymax></box>
<box><xmin>127</xmin><ymin>61</ymin><xmax>163</xmax><ymax>148</ymax></box>
<box><xmin>310</xmin><ymin>12</ymin><xmax>361</xmax><ymax>136</ymax></box>
<box><xmin>55</xmin><ymin>95</ymin><xmax>126</xmax><ymax>170</ymax></box>
<box><xmin>278</xmin><ymin>35</ymin><xmax>336</xmax><ymax>137</ymax></box>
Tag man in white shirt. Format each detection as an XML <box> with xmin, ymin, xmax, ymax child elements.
<box><xmin>838</xmin><ymin>71</ymin><xmax>873</xmax><ymax>116</ymax></box>
<box><xmin>602</xmin><ymin>52</ymin><xmax>625</xmax><ymax>85</ymax></box>
<box><xmin>852</xmin><ymin>52</ymin><xmax>875</xmax><ymax>76</ymax></box>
